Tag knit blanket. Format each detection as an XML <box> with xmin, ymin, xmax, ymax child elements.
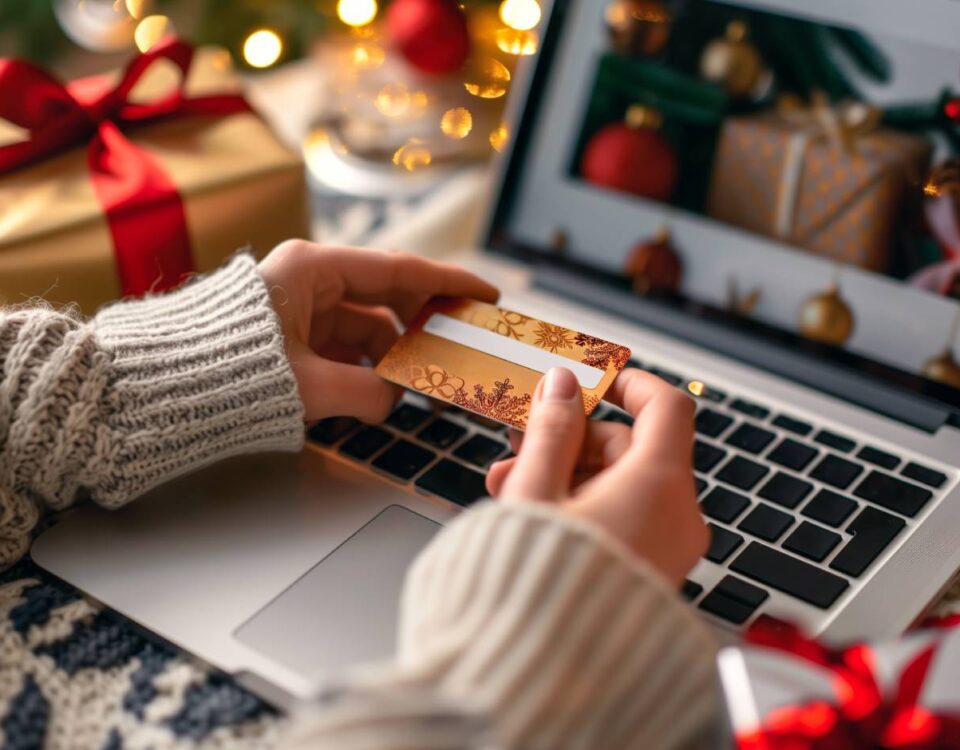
<box><xmin>0</xmin><ymin>558</ymin><xmax>285</xmax><ymax>750</ymax></box>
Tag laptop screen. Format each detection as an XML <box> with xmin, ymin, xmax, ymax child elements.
<box><xmin>488</xmin><ymin>0</ymin><xmax>960</xmax><ymax>408</ymax></box>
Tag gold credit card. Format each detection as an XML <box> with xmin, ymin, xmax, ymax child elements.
<box><xmin>375</xmin><ymin>298</ymin><xmax>632</xmax><ymax>430</ymax></box>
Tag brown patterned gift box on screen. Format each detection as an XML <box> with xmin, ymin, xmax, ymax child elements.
<box><xmin>706</xmin><ymin>101</ymin><xmax>931</xmax><ymax>272</ymax></box>
<box><xmin>0</xmin><ymin>44</ymin><xmax>309</xmax><ymax>314</ymax></box>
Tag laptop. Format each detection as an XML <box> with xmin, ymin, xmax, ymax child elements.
<box><xmin>32</xmin><ymin>0</ymin><xmax>960</xmax><ymax>712</ymax></box>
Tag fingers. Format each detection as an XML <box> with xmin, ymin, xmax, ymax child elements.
<box><xmin>305</xmin><ymin>244</ymin><xmax>499</xmax><ymax>317</ymax></box>
<box><xmin>500</xmin><ymin>368</ymin><xmax>586</xmax><ymax>502</ymax></box>
<box><xmin>485</xmin><ymin>455</ymin><xmax>516</xmax><ymax>496</ymax></box>
<box><xmin>290</xmin><ymin>342</ymin><xmax>400</xmax><ymax>422</ymax></box>
<box><xmin>310</xmin><ymin>304</ymin><xmax>399</xmax><ymax>364</ymax></box>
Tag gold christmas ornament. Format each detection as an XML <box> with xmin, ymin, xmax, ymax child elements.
<box><xmin>604</xmin><ymin>0</ymin><xmax>673</xmax><ymax>57</ymax></box>
<box><xmin>922</xmin><ymin>350</ymin><xmax>960</xmax><ymax>388</ymax></box>
<box><xmin>798</xmin><ymin>284</ymin><xmax>854</xmax><ymax>345</ymax></box>
<box><xmin>700</xmin><ymin>20</ymin><xmax>763</xmax><ymax>98</ymax></box>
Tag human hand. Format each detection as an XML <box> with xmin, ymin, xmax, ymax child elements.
<box><xmin>486</xmin><ymin>367</ymin><xmax>708</xmax><ymax>586</ymax></box>
<box><xmin>259</xmin><ymin>240</ymin><xmax>499</xmax><ymax>422</ymax></box>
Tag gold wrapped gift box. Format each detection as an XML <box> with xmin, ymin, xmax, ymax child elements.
<box><xmin>0</xmin><ymin>49</ymin><xmax>310</xmax><ymax>313</ymax></box>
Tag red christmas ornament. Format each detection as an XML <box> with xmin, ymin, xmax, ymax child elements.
<box><xmin>387</xmin><ymin>0</ymin><xmax>470</xmax><ymax>74</ymax></box>
<box><xmin>624</xmin><ymin>227</ymin><xmax>682</xmax><ymax>294</ymax></box>
<box><xmin>944</xmin><ymin>97</ymin><xmax>960</xmax><ymax>123</ymax></box>
<box><xmin>580</xmin><ymin>105</ymin><xmax>678</xmax><ymax>201</ymax></box>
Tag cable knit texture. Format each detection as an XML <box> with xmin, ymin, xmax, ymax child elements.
<box><xmin>287</xmin><ymin>501</ymin><xmax>721</xmax><ymax>750</ymax></box>
<box><xmin>0</xmin><ymin>254</ymin><xmax>305</xmax><ymax>566</ymax></box>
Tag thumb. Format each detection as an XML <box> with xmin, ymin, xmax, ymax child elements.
<box><xmin>292</xmin><ymin>348</ymin><xmax>399</xmax><ymax>422</ymax></box>
<box><xmin>501</xmin><ymin>367</ymin><xmax>586</xmax><ymax>502</ymax></box>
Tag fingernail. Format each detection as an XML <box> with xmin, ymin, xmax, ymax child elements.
<box><xmin>541</xmin><ymin>367</ymin><xmax>579</xmax><ymax>401</ymax></box>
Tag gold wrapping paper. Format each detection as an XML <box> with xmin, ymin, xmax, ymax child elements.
<box><xmin>0</xmin><ymin>50</ymin><xmax>310</xmax><ymax>313</ymax></box>
<box><xmin>707</xmin><ymin>114</ymin><xmax>931</xmax><ymax>272</ymax></box>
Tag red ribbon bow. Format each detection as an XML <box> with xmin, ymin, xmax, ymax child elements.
<box><xmin>0</xmin><ymin>38</ymin><xmax>252</xmax><ymax>297</ymax></box>
<box><xmin>737</xmin><ymin>619</ymin><xmax>960</xmax><ymax>750</ymax></box>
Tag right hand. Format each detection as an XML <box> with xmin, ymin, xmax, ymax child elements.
<box><xmin>486</xmin><ymin>366</ymin><xmax>708</xmax><ymax>586</ymax></box>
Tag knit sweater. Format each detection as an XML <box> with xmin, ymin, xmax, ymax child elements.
<box><xmin>0</xmin><ymin>255</ymin><xmax>721</xmax><ymax>749</ymax></box>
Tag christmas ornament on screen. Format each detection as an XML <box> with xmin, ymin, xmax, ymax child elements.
<box><xmin>54</xmin><ymin>0</ymin><xmax>152</xmax><ymax>52</ymax></box>
<box><xmin>387</xmin><ymin>0</ymin><xmax>470</xmax><ymax>74</ymax></box>
<box><xmin>727</xmin><ymin>278</ymin><xmax>762</xmax><ymax>316</ymax></box>
<box><xmin>580</xmin><ymin>105</ymin><xmax>678</xmax><ymax>201</ymax></box>
<box><xmin>798</xmin><ymin>282</ymin><xmax>854</xmax><ymax>346</ymax></box>
<box><xmin>604</xmin><ymin>0</ymin><xmax>673</xmax><ymax>57</ymax></box>
<box><xmin>700</xmin><ymin>20</ymin><xmax>764</xmax><ymax>98</ymax></box>
<box><xmin>624</xmin><ymin>227</ymin><xmax>682</xmax><ymax>294</ymax></box>
<box><xmin>922</xmin><ymin>311</ymin><xmax>960</xmax><ymax>387</ymax></box>
<box><xmin>924</xmin><ymin>159</ymin><xmax>960</xmax><ymax>259</ymax></box>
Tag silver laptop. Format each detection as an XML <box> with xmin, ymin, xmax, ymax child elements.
<box><xmin>33</xmin><ymin>0</ymin><xmax>960</xmax><ymax>711</ymax></box>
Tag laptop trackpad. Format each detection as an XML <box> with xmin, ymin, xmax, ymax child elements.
<box><xmin>235</xmin><ymin>505</ymin><xmax>441</xmax><ymax>682</ymax></box>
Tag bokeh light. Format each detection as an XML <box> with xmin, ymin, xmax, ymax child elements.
<box><xmin>440</xmin><ymin>107</ymin><xmax>473</xmax><ymax>139</ymax></box>
<box><xmin>133</xmin><ymin>14</ymin><xmax>172</xmax><ymax>52</ymax></box>
<box><xmin>393</xmin><ymin>140</ymin><xmax>432</xmax><ymax>171</ymax></box>
<box><xmin>495</xmin><ymin>28</ymin><xmax>538</xmax><ymax>55</ymax></box>
<box><xmin>499</xmin><ymin>0</ymin><xmax>541</xmax><ymax>31</ymax></box>
<box><xmin>243</xmin><ymin>29</ymin><xmax>283</xmax><ymax>68</ymax></box>
<box><xmin>464</xmin><ymin>58</ymin><xmax>511</xmax><ymax>99</ymax></box>
<box><xmin>489</xmin><ymin>123</ymin><xmax>509</xmax><ymax>152</ymax></box>
<box><xmin>338</xmin><ymin>0</ymin><xmax>378</xmax><ymax>27</ymax></box>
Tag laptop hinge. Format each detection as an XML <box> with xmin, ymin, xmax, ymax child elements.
<box><xmin>535</xmin><ymin>267</ymin><xmax>953</xmax><ymax>434</ymax></box>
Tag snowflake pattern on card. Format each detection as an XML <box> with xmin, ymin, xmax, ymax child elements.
<box><xmin>574</xmin><ymin>333</ymin><xmax>632</xmax><ymax>370</ymax></box>
<box><xmin>532</xmin><ymin>322</ymin><xmax>575</xmax><ymax>353</ymax></box>
<box><xmin>452</xmin><ymin>377</ymin><xmax>533</xmax><ymax>429</ymax></box>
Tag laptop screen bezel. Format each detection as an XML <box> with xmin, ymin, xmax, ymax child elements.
<box><xmin>481</xmin><ymin>0</ymin><xmax>960</xmax><ymax>417</ymax></box>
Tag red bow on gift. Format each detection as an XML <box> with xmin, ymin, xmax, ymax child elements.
<box><xmin>737</xmin><ymin>619</ymin><xmax>960</xmax><ymax>750</ymax></box>
<box><xmin>0</xmin><ymin>38</ymin><xmax>252</xmax><ymax>297</ymax></box>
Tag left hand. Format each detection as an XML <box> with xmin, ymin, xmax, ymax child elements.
<box><xmin>259</xmin><ymin>240</ymin><xmax>499</xmax><ymax>422</ymax></box>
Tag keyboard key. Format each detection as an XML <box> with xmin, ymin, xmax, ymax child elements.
<box><xmin>415</xmin><ymin>459</ymin><xmax>488</xmax><ymax>506</ymax></box>
<box><xmin>738</xmin><ymin>503</ymin><xmax>793</xmax><ymax>541</ymax></box>
<box><xmin>468</xmin><ymin>413</ymin><xmax>507</xmax><ymax>432</ymax></box>
<box><xmin>854</xmin><ymin>471</ymin><xmax>932</xmax><ymax>517</ymax></box>
<box><xmin>648</xmin><ymin>366</ymin><xmax>683</xmax><ymax>386</ymax></box>
<box><xmin>701</xmin><ymin>486</ymin><xmax>751</xmax><ymax>523</ymax></box>
<box><xmin>901</xmin><ymin>462</ymin><xmax>947</xmax><ymax>489</ymax></box>
<box><xmin>767</xmin><ymin>439</ymin><xmax>818</xmax><ymax>472</ymax></box>
<box><xmin>695</xmin><ymin>477</ymin><xmax>708</xmax><ymax>496</ymax></box>
<box><xmin>731</xmin><ymin>542</ymin><xmax>849</xmax><ymax>609</ymax></box>
<box><xmin>308</xmin><ymin>417</ymin><xmax>359</xmax><ymax>445</ymax></box>
<box><xmin>716</xmin><ymin>456</ymin><xmax>769</xmax><ymax>490</ymax></box>
<box><xmin>694</xmin><ymin>441</ymin><xmax>727</xmax><ymax>473</ymax></box>
<box><xmin>730</xmin><ymin>398</ymin><xmax>770</xmax><ymax>420</ymax></box>
<box><xmin>725</xmin><ymin>423</ymin><xmax>776</xmax><ymax>454</ymax></box>
<box><xmin>857</xmin><ymin>446</ymin><xmax>900</xmax><ymax>471</ymax></box>
<box><xmin>814</xmin><ymin>430</ymin><xmax>856</xmax><ymax>453</ymax></box>
<box><xmin>695</xmin><ymin>409</ymin><xmax>733</xmax><ymax>438</ymax></box>
<box><xmin>810</xmin><ymin>454</ymin><xmax>863</xmax><ymax>490</ymax></box>
<box><xmin>699</xmin><ymin>575</ymin><xmax>769</xmax><ymax>625</ymax></box>
<box><xmin>758</xmin><ymin>472</ymin><xmax>813</xmax><ymax>509</ymax></box>
<box><xmin>386</xmin><ymin>403</ymin><xmax>433</xmax><ymax>432</ymax></box>
<box><xmin>625</xmin><ymin>359</ymin><xmax>643</xmax><ymax>369</ymax></box>
<box><xmin>418</xmin><ymin>418</ymin><xmax>467</xmax><ymax>449</ymax></box>
<box><xmin>339</xmin><ymin>426</ymin><xmax>393</xmax><ymax>460</ymax></box>
<box><xmin>600</xmin><ymin>409</ymin><xmax>635</xmax><ymax>426</ymax></box>
<box><xmin>705</xmin><ymin>523</ymin><xmax>744</xmax><ymax>563</ymax></box>
<box><xmin>453</xmin><ymin>434</ymin><xmax>507</xmax><ymax>468</ymax></box>
<box><xmin>681</xmin><ymin>579</ymin><xmax>703</xmax><ymax>601</ymax></box>
<box><xmin>688</xmin><ymin>382</ymin><xmax>727</xmax><ymax>402</ymax></box>
<box><xmin>830</xmin><ymin>507</ymin><xmax>905</xmax><ymax>577</ymax></box>
<box><xmin>783</xmin><ymin>522</ymin><xmax>841</xmax><ymax>562</ymax></box>
<box><xmin>772</xmin><ymin>414</ymin><xmax>813</xmax><ymax>436</ymax></box>
<box><xmin>802</xmin><ymin>489</ymin><xmax>858</xmax><ymax>527</ymax></box>
<box><xmin>372</xmin><ymin>440</ymin><xmax>436</xmax><ymax>480</ymax></box>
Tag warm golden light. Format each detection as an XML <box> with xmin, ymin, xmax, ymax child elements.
<box><xmin>375</xmin><ymin>82</ymin><xmax>411</xmax><ymax>117</ymax></box>
<box><xmin>125</xmin><ymin>0</ymin><xmax>149</xmax><ymax>19</ymax></box>
<box><xmin>464</xmin><ymin>58</ymin><xmax>511</xmax><ymax>99</ymax></box>
<box><xmin>133</xmin><ymin>14</ymin><xmax>172</xmax><ymax>52</ymax></box>
<box><xmin>499</xmin><ymin>0</ymin><xmax>541</xmax><ymax>31</ymax></box>
<box><xmin>393</xmin><ymin>140</ymin><xmax>432</xmax><ymax>171</ymax></box>
<box><xmin>338</xmin><ymin>0</ymin><xmax>378</xmax><ymax>27</ymax></box>
<box><xmin>209</xmin><ymin>47</ymin><xmax>233</xmax><ymax>71</ymax></box>
<box><xmin>440</xmin><ymin>107</ymin><xmax>473</xmax><ymax>139</ymax></box>
<box><xmin>687</xmin><ymin>380</ymin><xmax>705</xmax><ymax>397</ymax></box>
<box><xmin>495</xmin><ymin>28</ymin><xmax>538</xmax><ymax>55</ymax></box>
<box><xmin>350</xmin><ymin>42</ymin><xmax>385</xmax><ymax>69</ymax></box>
<box><xmin>489</xmin><ymin>123</ymin><xmax>509</xmax><ymax>152</ymax></box>
<box><xmin>243</xmin><ymin>29</ymin><xmax>283</xmax><ymax>69</ymax></box>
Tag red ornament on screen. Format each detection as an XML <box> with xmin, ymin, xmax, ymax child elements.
<box><xmin>387</xmin><ymin>0</ymin><xmax>470</xmax><ymax>74</ymax></box>
<box><xmin>580</xmin><ymin>119</ymin><xmax>678</xmax><ymax>201</ymax></box>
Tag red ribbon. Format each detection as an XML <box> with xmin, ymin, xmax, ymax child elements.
<box><xmin>0</xmin><ymin>38</ymin><xmax>252</xmax><ymax>297</ymax></box>
<box><xmin>736</xmin><ymin>618</ymin><xmax>960</xmax><ymax>750</ymax></box>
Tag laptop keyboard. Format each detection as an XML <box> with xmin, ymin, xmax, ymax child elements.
<box><xmin>305</xmin><ymin>358</ymin><xmax>953</xmax><ymax>630</ymax></box>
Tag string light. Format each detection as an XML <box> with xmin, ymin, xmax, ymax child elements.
<box><xmin>243</xmin><ymin>29</ymin><xmax>283</xmax><ymax>69</ymax></box>
<box><xmin>464</xmin><ymin>58</ymin><xmax>511</xmax><ymax>99</ymax></box>
<box><xmin>393</xmin><ymin>140</ymin><xmax>432</xmax><ymax>171</ymax></box>
<box><xmin>499</xmin><ymin>0</ymin><xmax>541</xmax><ymax>31</ymax></box>
<box><xmin>338</xmin><ymin>0</ymin><xmax>378</xmax><ymax>27</ymax></box>
<box><xmin>440</xmin><ymin>107</ymin><xmax>473</xmax><ymax>139</ymax></box>
<box><xmin>489</xmin><ymin>123</ymin><xmax>509</xmax><ymax>152</ymax></box>
<box><xmin>495</xmin><ymin>28</ymin><xmax>538</xmax><ymax>55</ymax></box>
<box><xmin>133</xmin><ymin>14</ymin><xmax>172</xmax><ymax>52</ymax></box>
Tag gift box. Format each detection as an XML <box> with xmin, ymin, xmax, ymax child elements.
<box><xmin>706</xmin><ymin>97</ymin><xmax>931</xmax><ymax>272</ymax></box>
<box><xmin>0</xmin><ymin>40</ymin><xmax>310</xmax><ymax>313</ymax></box>
<box><xmin>719</xmin><ymin>618</ymin><xmax>960</xmax><ymax>749</ymax></box>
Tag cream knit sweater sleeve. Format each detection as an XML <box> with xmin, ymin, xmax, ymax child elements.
<box><xmin>0</xmin><ymin>254</ymin><xmax>305</xmax><ymax>565</ymax></box>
